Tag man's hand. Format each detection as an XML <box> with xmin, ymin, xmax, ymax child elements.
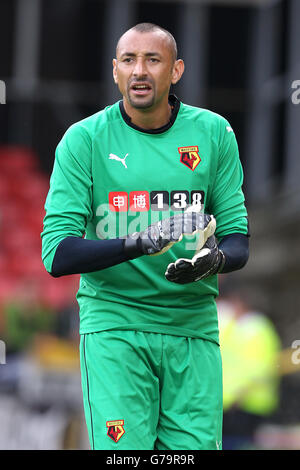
<box><xmin>165</xmin><ymin>234</ymin><xmax>225</xmax><ymax>284</ymax></box>
<box><xmin>123</xmin><ymin>212</ymin><xmax>216</xmax><ymax>258</ymax></box>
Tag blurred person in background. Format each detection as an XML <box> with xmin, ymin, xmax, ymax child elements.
<box><xmin>0</xmin><ymin>279</ymin><xmax>54</xmax><ymax>358</ymax></box>
<box><xmin>41</xmin><ymin>23</ymin><xmax>249</xmax><ymax>450</ymax></box>
<box><xmin>217</xmin><ymin>284</ymin><xmax>281</xmax><ymax>450</ymax></box>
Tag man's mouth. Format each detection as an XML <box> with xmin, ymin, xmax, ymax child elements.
<box><xmin>130</xmin><ymin>83</ymin><xmax>152</xmax><ymax>95</ymax></box>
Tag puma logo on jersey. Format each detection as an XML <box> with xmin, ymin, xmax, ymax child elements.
<box><xmin>226</xmin><ymin>126</ymin><xmax>233</xmax><ymax>133</ymax></box>
<box><xmin>109</xmin><ymin>153</ymin><xmax>129</xmax><ymax>169</ymax></box>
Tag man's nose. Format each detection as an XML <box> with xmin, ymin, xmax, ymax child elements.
<box><xmin>133</xmin><ymin>58</ymin><xmax>147</xmax><ymax>77</ymax></box>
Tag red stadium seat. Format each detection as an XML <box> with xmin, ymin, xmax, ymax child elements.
<box><xmin>0</xmin><ymin>276</ymin><xmax>18</xmax><ymax>303</ymax></box>
<box><xmin>6</xmin><ymin>250</ymin><xmax>45</xmax><ymax>278</ymax></box>
<box><xmin>0</xmin><ymin>146</ymin><xmax>39</xmax><ymax>175</ymax></box>
<box><xmin>0</xmin><ymin>179</ymin><xmax>11</xmax><ymax>204</ymax></box>
<box><xmin>0</xmin><ymin>145</ymin><xmax>72</xmax><ymax>313</ymax></box>
<box><xmin>8</xmin><ymin>173</ymin><xmax>49</xmax><ymax>205</ymax></box>
<box><xmin>39</xmin><ymin>275</ymin><xmax>80</xmax><ymax>310</ymax></box>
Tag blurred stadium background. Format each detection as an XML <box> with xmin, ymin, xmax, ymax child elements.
<box><xmin>0</xmin><ymin>0</ymin><xmax>300</xmax><ymax>450</ymax></box>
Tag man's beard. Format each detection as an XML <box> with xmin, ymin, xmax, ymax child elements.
<box><xmin>126</xmin><ymin>84</ymin><xmax>156</xmax><ymax>109</ymax></box>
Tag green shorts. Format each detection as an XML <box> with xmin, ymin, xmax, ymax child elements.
<box><xmin>80</xmin><ymin>330</ymin><xmax>223</xmax><ymax>450</ymax></box>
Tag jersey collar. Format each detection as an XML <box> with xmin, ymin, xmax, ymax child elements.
<box><xmin>119</xmin><ymin>94</ymin><xmax>180</xmax><ymax>134</ymax></box>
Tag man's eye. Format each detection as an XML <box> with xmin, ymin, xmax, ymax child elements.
<box><xmin>149</xmin><ymin>58</ymin><xmax>159</xmax><ymax>63</ymax></box>
<box><xmin>124</xmin><ymin>58</ymin><xmax>133</xmax><ymax>63</ymax></box>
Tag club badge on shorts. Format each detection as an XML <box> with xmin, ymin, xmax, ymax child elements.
<box><xmin>178</xmin><ymin>146</ymin><xmax>201</xmax><ymax>171</ymax></box>
<box><xmin>106</xmin><ymin>419</ymin><xmax>125</xmax><ymax>442</ymax></box>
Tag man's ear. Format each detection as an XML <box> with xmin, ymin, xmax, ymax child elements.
<box><xmin>171</xmin><ymin>59</ymin><xmax>185</xmax><ymax>85</ymax></box>
<box><xmin>112</xmin><ymin>58</ymin><xmax>118</xmax><ymax>84</ymax></box>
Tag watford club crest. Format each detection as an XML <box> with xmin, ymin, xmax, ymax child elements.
<box><xmin>178</xmin><ymin>146</ymin><xmax>201</xmax><ymax>171</ymax></box>
<box><xmin>106</xmin><ymin>419</ymin><xmax>125</xmax><ymax>442</ymax></box>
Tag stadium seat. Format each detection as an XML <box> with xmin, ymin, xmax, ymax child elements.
<box><xmin>0</xmin><ymin>146</ymin><xmax>39</xmax><ymax>175</ymax></box>
<box><xmin>0</xmin><ymin>145</ymin><xmax>76</xmax><ymax>311</ymax></box>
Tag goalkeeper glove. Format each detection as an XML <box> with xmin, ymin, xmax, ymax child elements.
<box><xmin>165</xmin><ymin>232</ymin><xmax>225</xmax><ymax>284</ymax></box>
<box><xmin>123</xmin><ymin>212</ymin><xmax>216</xmax><ymax>258</ymax></box>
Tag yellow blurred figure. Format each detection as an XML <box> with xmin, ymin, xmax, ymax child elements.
<box><xmin>217</xmin><ymin>290</ymin><xmax>281</xmax><ymax>449</ymax></box>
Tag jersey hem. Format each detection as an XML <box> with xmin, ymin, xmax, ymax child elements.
<box><xmin>79</xmin><ymin>324</ymin><xmax>220</xmax><ymax>346</ymax></box>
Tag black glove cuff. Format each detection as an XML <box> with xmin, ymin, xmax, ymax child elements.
<box><xmin>123</xmin><ymin>236</ymin><xmax>144</xmax><ymax>259</ymax></box>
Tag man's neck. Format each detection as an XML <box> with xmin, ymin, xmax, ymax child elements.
<box><xmin>123</xmin><ymin>98</ymin><xmax>172</xmax><ymax>130</ymax></box>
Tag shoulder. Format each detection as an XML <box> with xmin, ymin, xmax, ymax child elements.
<box><xmin>59</xmin><ymin>101</ymin><xmax>121</xmax><ymax>145</ymax></box>
<box><xmin>179</xmin><ymin>102</ymin><xmax>233</xmax><ymax>143</ymax></box>
<box><xmin>180</xmin><ymin>102</ymin><xmax>231</xmax><ymax>128</ymax></box>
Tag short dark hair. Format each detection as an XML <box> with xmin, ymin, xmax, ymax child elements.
<box><xmin>117</xmin><ymin>22</ymin><xmax>178</xmax><ymax>62</ymax></box>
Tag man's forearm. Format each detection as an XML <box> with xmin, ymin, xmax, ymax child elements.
<box><xmin>50</xmin><ymin>212</ymin><xmax>211</xmax><ymax>277</ymax></box>
<box><xmin>50</xmin><ymin>231</ymin><xmax>249</xmax><ymax>279</ymax></box>
<box><xmin>218</xmin><ymin>233</ymin><xmax>249</xmax><ymax>273</ymax></box>
<box><xmin>50</xmin><ymin>237</ymin><xmax>133</xmax><ymax>277</ymax></box>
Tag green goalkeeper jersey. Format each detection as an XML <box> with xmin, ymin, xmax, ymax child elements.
<box><xmin>41</xmin><ymin>97</ymin><xmax>248</xmax><ymax>345</ymax></box>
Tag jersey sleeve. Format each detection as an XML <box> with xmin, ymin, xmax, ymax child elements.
<box><xmin>41</xmin><ymin>123</ymin><xmax>93</xmax><ymax>273</ymax></box>
<box><xmin>209</xmin><ymin>119</ymin><xmax>249</xmax><ymax>240</ymax></box>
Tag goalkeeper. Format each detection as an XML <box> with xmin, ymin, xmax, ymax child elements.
<box><xmin>41</xmin><ymin>23</ymin><xmax>249</xmax><ymax>451</ymax></box>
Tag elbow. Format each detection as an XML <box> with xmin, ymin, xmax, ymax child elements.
<box><xmin>42</xmin><ymin>255</ymin><xmax>64</xmax><ymax>278</ymax></box>
<box><xmin>48</xmin><ymin>269</ymin><xmax>62</xmax><ymax>278</ymax></box>
<box><xmin>42</xmin><ymin>238</ymin><xmax>69</xmax><ymax>278</ymax></box>
<box><xmin>237</xmin><ymin>245</ymin><xmax>249</xmax><ymax>270</ymax></box>
<box><xmin>42</xmin><ymin>264</ymin><xmax>62</xmax><ymax>278</ymax></box>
